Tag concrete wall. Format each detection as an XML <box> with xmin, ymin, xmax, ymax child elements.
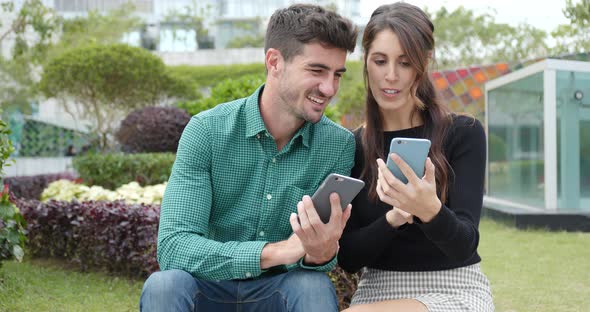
<box><xmin>4</xmin><ymin>157</ymin><xmax>75</xmax><ymax>177</ymax></box>
<box><xmin>157</xmin><ymin>48</ymin><xmax>362</xmax><ymax>66</ymax></box>
<box><xmin>157</xmin><ymin>48</ymin><xmax>265</xmax><ymax>66</ymax></box>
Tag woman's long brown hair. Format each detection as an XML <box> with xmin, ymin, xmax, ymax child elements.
<box><xmin>360</xmin><ymin>2</ymin><xmax>453</xmax><ymax>203</ymax></box>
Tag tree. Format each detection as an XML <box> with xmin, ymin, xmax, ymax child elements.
<box><xmin>0</xmin><ymin>1</ymin><xmax>141</xmax><ymax>116</ymax></box>
<box><xmin>551</xmin><ymin>0</ymin><xmax>590</xmax><ymax>55</ymax></box>
<box><xmin>225</xmin><ymin>18</ymin><xmax>265</xmax><ymax>49</ymax></box>
<box><xmin>39</xmin><ymin>44</ymin><xmax>196</xmax><ymax>151</ymax></box>
<box><xmin>53</xmin><ymin>3</ymin><xmax>141</xmax><ymax>55</ymax></box>
<box><xmin>0</xmin><ymin>0</ymin><xmax>60</xmax><ymax>115</ymax></box>
<box><xmin>162</xmin><ymin>0</ymin><xmax>213</xmax><ymax>49</ymax></box>
<box><xmin>428</xmin><ymin>6</ymin><xmax>549</xmax><ymax>68</ymax></box>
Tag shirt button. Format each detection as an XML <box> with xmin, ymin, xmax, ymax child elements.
<box><xmin>266</xmin><ymin>194</ymin><xmax>272</xmax><ymax>200</ymax></box>
<box><xmin>245</xmin><ymin>272</ymin><xmax>252</xmax><ymax>278</ymax></box>
<box><xmin>272</xmin><ymin>157</ymin><xmax>276</xmax><ymax>163</ymax></box>
<box><xmin>256</xmin><ymin>134</ymin><xmax>261</xmax><ymax>139</ymax></box>
<box><xmin>259</xmin><ymin>231</ymin><xmax>265</xmax><ymax>237</ymax></box>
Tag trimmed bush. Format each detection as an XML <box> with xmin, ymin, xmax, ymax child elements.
<box><xmin>16</xmin><ymin>198</ymin><xmax>159</xmax><ymax>277</ymax></box>
<box><xmin>73</xmin><ymin>153</ymin><xmax>175</xmax><ymax>190</ymax></box>
<box><xmin>167</xmin><ymin>63</ymin><xmax>265</xmax><ymax>90</ymax></box>
<box><xmin>2</xmin><ymin>172</ymin><xmax>76</xmax><ymax>200</ymax></box>
<box><xmin>15</xmin><ymin>196</ymin><xmax>359</xmax><ymax>308</ymax></box>
<box><xmin>177</xmin><ymin>73</ymin><xmax>266</xmax><ymax>116</ymax></box>
<box><xmin>116</xmin><ymin>106</ymin><xmax>191</xmax><ymax>153</ymax></box>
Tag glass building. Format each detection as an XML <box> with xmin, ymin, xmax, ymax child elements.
<box><xmin>486</xmin><ymin>59</ymin><xmax>590</xmax><ymax>212</ymax></box>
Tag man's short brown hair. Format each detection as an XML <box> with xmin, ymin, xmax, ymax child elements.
<box><xmin>265</xmin><ymin>4</ymin><xmax>358</xmax><ymax>62</ymax></box>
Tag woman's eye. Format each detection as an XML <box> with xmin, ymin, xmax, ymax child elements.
<box><xmin>374</xmin><ymin>59</ymin><xmax>386</xmax><ymax>65</ymax></box>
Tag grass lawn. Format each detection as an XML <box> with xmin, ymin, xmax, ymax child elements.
<box><xmin>1</xmin><ymin>218</ymin><xmax>589</xmax><ymax>311</ymax></box>
<box><xmin>0</xmin><ymin>258</ymin><xmax>143</xmax><ymax>312</ymax></box>
<box><xmin>478</xmin><ymin>219</ymin><xmax>590</xmax><ymax>312</ymax></box>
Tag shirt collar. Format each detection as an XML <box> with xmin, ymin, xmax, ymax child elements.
<box><xmin>245</xmin><ymin>85</ymin><xmax>268</xmax><ymax>138</ymax></box>
<box><xmin>244</xmin><ymin>84</ymin><xmax>312</xmax><ymax>148</ymax></box>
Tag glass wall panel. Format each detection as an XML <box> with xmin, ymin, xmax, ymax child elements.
<box><xmin>488</xmin><ymin>72</ymin><xmax>545</xmax><ymax>207</ymax></box>
<box><xmin>556</xmin><ymin>70</ymin><xmax>590</xmax><ymax>210</ymax></box>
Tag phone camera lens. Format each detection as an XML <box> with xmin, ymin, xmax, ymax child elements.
<box><xmin>397</xmin><ymin>140</ymin><xmax>402</xmax><ymax>144</ymax></box>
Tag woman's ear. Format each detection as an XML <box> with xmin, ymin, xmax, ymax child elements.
<box><xmin>426</xmin><ymin>50</ymin><xmax>435</xmax><ymax>71</ymax></box>
<box><xmin>427</xmin><ymin>50</ymin><xmax>433</xmax><ymax>59</ymax></box>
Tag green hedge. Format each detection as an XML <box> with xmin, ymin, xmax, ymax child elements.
<box><xmin>177</xmin><ymin>73</ymin><xmax>265</xmax><ymax>116</ymax></box>
<box><xmin>73</xmin><ymin>153</ymin><xmax>175</xmax><ymax>190</ymax></box>
<box><xmin>167</xmin><ymin>61</ymin><xmax>363</xmax><ymax>92</ymax></box>
<box><xmin>167</xmin><ymin>63</ymin><xmax>265</xmax><ymax>90</ymax></box>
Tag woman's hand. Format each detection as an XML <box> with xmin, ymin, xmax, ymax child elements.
<box><xmin>376</xmin><ymin>154</ymin><xmax>442</xmax><ymax>223</ymax></box>
<box><xmin>385</xmin><ymin>206</ymin><xmax>414</xmax><ymax>229</ymax></box>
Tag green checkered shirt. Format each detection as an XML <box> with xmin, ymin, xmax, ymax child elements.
<box><xmin>157</xmin><ymin>85</ymin><xmax>355</xmax><ymax>281</ymax></box>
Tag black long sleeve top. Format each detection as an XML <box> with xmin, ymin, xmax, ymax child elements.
<box><xmin>338</xmin><ymin>115</ymin><xmax>486</xmax><ymax>273</ymax></box>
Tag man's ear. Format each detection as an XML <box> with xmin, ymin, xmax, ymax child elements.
<box><xmin>265</xmin><ymin>48</ymin><xmax>283</xmax><ymax>77</ymax></box>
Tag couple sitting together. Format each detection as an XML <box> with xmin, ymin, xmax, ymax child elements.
<box><xmin>140</xmin><ymin>2</ymin><xmax>494</xmax><ymax>312</ymax></box>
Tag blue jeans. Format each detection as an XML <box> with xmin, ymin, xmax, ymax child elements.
<box><xmin>140</xmin><ymin>269</ymin><xmax>338</xmax><ymax>312</ymax></box>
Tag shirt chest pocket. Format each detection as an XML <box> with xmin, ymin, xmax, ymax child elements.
<box><xmin>275</xmin><ymin>185</ymin><xmax>315</xmax><ymax>223</ymax></box>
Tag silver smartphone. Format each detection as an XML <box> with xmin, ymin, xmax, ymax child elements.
<box><xmin>386</xmin><ymin>137</ymin><xmax>431</xmax><ymax>184</ymax></box>
<box><xmin>311</xmin><ymin>173</ymin><xmax>365</xmax><ymax>223</ymax></box>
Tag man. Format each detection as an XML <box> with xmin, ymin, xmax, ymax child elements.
<box><xmin>140</xmin><ymin>4</ymin><xmax>358</xmax><ymax>311</ymax></box>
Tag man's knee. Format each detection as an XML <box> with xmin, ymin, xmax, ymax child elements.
<box><xmin>285</xmin><ymin>270</ymin><xmax>333</xmax><ymax>289</ymax></box>
<box><xmin>277</xmin><ymin>270</ymin><xmax>338</xmax><ymax>311</ymax></box>
<box><xmin>282</xmin><ymin>270</ymin><xmax>337</xmax><ymax>302</ymax></box>
<box><xmin>143</xmin><ymin>270</ymin><xmax>195</xmax><ymax>294</ymax></box>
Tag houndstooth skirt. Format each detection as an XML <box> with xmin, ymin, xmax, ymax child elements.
<box><xmin>350</xmin><ymin>263</ymin><xmax>494</xmax><ymax>312</ymax></box>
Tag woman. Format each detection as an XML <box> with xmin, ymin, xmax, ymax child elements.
<box><xmin>338</xmin><ymin>2</ymin><xmax>494</xmax><ymax>311</ymax></box>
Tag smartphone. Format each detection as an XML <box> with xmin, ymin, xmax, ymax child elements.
<box><xmin>311</xmin><ymin>173</ymin><xmax>365</xmax><ymax>223</ymax></box>
<box><xmin>386</xmin><ymin>138</ymin><xmax>431</xmax><ymax>184</ymax></box>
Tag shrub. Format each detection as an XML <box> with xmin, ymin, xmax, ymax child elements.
<box><xmin>14</xmin><ymin>196</ymin><xmax>360</xmax><ymax>306</ymax></box>
<box><xmin>1</xmin><ymin>114</ymin><xmax>26</xmax><ymax>267</ymax></box>
<box><xmin>16</xmin><ymin>198</ymin><xmax>159</xmax><ymax>277</ymax></box>
<box><xmin>167</xmin><ymin>63</ymin><xmax>265</xmax><ymax>90</ymax></box>
<box><xmin>2</xmin><ymin>172</ymin><xmax>76</xmax><ymax>200</ymax></box>
<box><xmin>1</xmin><ymin>185</ymin><xmax>26</xmax><ymax>267</ymax></box>
<box><xmin>41</xmin><ymin>180</ymin><xmax>166</xmax><ymax>205</ymax></box>
<box><xmin>177</xmin><ymin>73</ymin><xmax>265</xmax><ymax>115</ymax></box>
<box><xmin>0</xmin><ymin>116</ymin><xmax>14</xmax><ymax>173</ymax></box>
<box><xmin>73</xmin><ymin>153</ymin><xmax>175</xmax><ymax>190</ymax></box>
<box><xmin>14</xmin><ymin>183</ymin><xmax>360</xmax><ymax>307</ymax></box>
<box><xmin>329</xmin><ymin>266</ymin><xmax>360</xmax><ymax>310</ymax></box>
<box><xmin>116</xmin><ymin>106</ymin><xmax>191</xmax><ymax>153</ymax></box>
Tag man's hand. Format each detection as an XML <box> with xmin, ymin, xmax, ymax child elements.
<box><xmin>289</xmin><ymin>194</ymin><xmax>351</xmax><ymax>265</ymax></box>
<box><xmin>260</xmin><ymin>233</ymin><xmax>305</xmax><ymax>269</ymax></box>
